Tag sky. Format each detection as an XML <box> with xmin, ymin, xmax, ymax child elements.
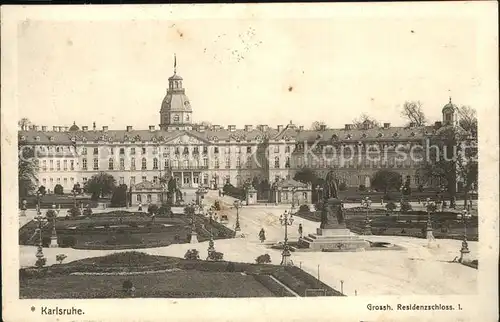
<box><xmin>14</xmin><ymin>4</ymin><xmax>494</xmax><ymax>130</ymax></box>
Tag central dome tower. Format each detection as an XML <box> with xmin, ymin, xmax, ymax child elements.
<box><xmin>159</xmin><ymin>55</ymin><xmax>193</xmax><ymax>130</ymax></box>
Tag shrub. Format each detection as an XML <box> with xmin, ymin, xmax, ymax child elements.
<box><xmin>358</xmin><ymin>185</ymin><xmax>366</xmax><ymax>191</ymax></box>
<box><xmin>158</xmin><ymin>204</ymin><xmax>171</xmax><ymax>216</ymax></box>
<box><xmin>226</xmin><ymin>262</ymin><xmax>236</xmax><ymax>272</ymax></box>
<box><xmin>35</xmin><ymin>257</ymin><xmax>47</xmax><ymax>268</ymax></box>
<box><xmin>385</xmin><ymin>202</ymin><xmax>397</xmax><ymax>212</ymax></box>
<box><xmin>184</xmin><ymin>249</ymin><xmax>200</xmax><ymax>260</ymax></box>
<box><xmin>255</xmin><ymin>254</ymin><xmax>272</xmax><ymax>264</ymax></box>
<box><xmin>400</xmin><ymin>201</ymin><xmax>412</xmax><ymax>213</ymax></box>
<box><xmin>56</xmin><ymin>254</ymin><xmax>67</xmax><ymax>264</ymax></box>
<box><xmin>338</xmin><ymin>182</ymin><xmax>348</xmax><ymax>191</ymax></box>
<box><xmin>298</xmin><ymin>204</ymin><xmax>310</xmax><ymax>213</ymax></box>
<box><xmin>208</xmin><ymin>251</ymin><xmax>224</xmax><ymax>261</ymax></box>
<box><xmin>54</xmin><ymin>184</ymin><xmax>64</xmax><ymax>195</ymax></box>
<box><xmin>42</xmin><ymin>236</ymin><xmax>51</xmax><ymax>247</ymax></box>
<box><xmin>148</xmin><ymin>204</ymin><xmax>159</xmax><ymax>215</ymax></box>
<box><xmin>67</xmin><ymin>206</ymin><xmax>81</xmax><ymax>217</ymax></box>
<box><xmin>83</xmin><ymin>207</ymin><xmax>93</xmax><ymax>216</ymax></box>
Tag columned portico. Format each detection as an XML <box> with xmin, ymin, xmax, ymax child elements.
<box><xmin>173</xmin><ymin>171</ymin><xmax>204</xmax><ymax>188</ymax></box>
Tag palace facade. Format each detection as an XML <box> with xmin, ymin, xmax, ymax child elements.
<box><xmin>18</xmin><ymin>62</ymin><xmax>463</xmax><ymax>198</ymax></box>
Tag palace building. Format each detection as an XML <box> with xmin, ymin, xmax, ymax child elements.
<box><xmin>18</xmin><ymin>59</ymin><xmax>465</xmax><ymax>200</ymax></box>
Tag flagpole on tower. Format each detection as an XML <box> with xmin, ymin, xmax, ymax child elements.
<box><xmin>174</xmin><ymin>53</ymin><xmax>177</xmax><ymax>74</ymax></box>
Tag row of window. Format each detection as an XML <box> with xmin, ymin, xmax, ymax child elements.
<box><xmin>41</xmin><ymin>177</ymin><xmax>75</xmax><ymax>187</ymax></box>
<box><xmin>79</xmin><ymin>146</ymin><xmax>264</xmax><ymax>156</ymax></box>
<box><xmin>41</xmin><ymin>159</ymin><xmax>75</xmax><ymax>171</ymax></box>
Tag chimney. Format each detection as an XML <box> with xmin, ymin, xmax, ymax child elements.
<box><xmin>434</xmin><ymin>121</ymin><xmax>442</xmax><ymax>128</ymax></box>
<box><xmin>383</xmin><ymin>123</ymin><xmax>391</xmax><ymax>129</ymax></box>
<box><xmin>102</xmin><ymin>126</ymin><xmax>108</xmax><ymax>132</ymax></box>
<box><xmin>319</xmin><ymin>124</ymin><xmax>327</xmax><ymax>131</ymax></box>
<box><xmin>277</xmin><ymin>125</ymin><xmax>284</xmax><ymax>132</ymax></box>
<box><xmin>42</xmin><ymin>126</ymin><xmax>48</xmax><ymax>131</ymax></box>
<box><xmin>82</xmin><ymin>126</ymin><xmax>88</xmax><ymax>131</ymax></box>
<box><xmin>244</xmin><ymin>125</ymin><xmax>253</xmax><ymax>132</ymax></box>
<box><xmin>213</xmin><ymin>125</ymin><xmax>221</xmax><ymax>131</ymax></box>
<box><xmin>409</xmin><ymin>122</ymin><xmax>416</xmax><ymax>128</ymax></box>
<box><xmin>344</xmin><ymin>124</ymin><xmax>352</xmax><ymax>130</ymax></box>
<box><xmin>34</xmin><ymin>125</ymin><xmax>39</xmax><ymax>131</ymax></box>
<box><xmin>93</xmin><ymin>122</ymin><xmax>96</xmax><ymax>131</ymax></box>
<box><xmin>126</xmin><ymin>126</ymin><xmax>133</xmax><ymax>132</ymax></box>
<box><xmin>258</xmin><ymin>124</ymin><xmax>269</xmax><ymax>132</ymax></box>
<box><xmin>149</xmin><ymin>125</ymin><xmax>155</xmax><ymax>132</ymax></box>
<box><xmin>299</xmin><ymin>125</ymin><xmax>304</xmax><ymax>131</ymax></box>
<box><xmin>228</xmin><ymin>125</ymin><xmax>236</xmax><ymax>132</ymax></box>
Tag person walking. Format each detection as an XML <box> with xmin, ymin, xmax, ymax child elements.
<box><xmin>259</xmin><ymin>228</ymin><xmax>266</xmax><ymax>243</ymax></box>
<box><xmin>298</xmin><ymin>223</ymin><xmax>303</xmax><ymax>238</ymax></box>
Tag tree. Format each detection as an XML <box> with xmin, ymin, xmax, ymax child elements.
<box><xmin>421</xmin><ymin>125</ymin><xmax>474</xmax><ymax>208</ymax></box>
<box><xmin>371</xmin><ymin>170</ymin><xmax>402</xmax><ymax>194</ymax></box>
<box><xmin>54</xmin><ymin>184</ymin><xmax>64</xmax><ymax>195</ymax></box>
<box><xmin>293</xmin><ymin>167</ymin><xmax>319</xmax><ymax>185</ymax></box>
<box><xmin>83</xmin><ymin>172</ymin><xmax>116</xmax><ymax>200</ymax></box>
<box><xmin>110</xmin><ymin>184</ymin><xmax>128</xmax><ymax>207</ymax></box>
<box><xmin>457</xmin><ymin>106</ymin><xmax>478</xmax><ymax>137</ymax></box>
<box><xmin>353</xmin><ymin>114</ymin><xmax>380</xmax><ymax>129</ymax></box>
<box><xmin>56</xmin><ymin>254</ymin><xmax>67</xmax><ymax>264</ymax></box>
<box><xmin>18</xmin><ymin>117</ymin><xmax>31</xmax><ymax>130</ymax></box>
<box><xmin>310</xmin><ymin>121</ymin><xmax>327</xmax><ymax>131</ymax></box>
<box><xmin>401</xmin><ymin>101</ymin><xmax>427</xmax><ymax>126</ymax></box>
<box><xmin>148</xmin><ymin>204</ymin><xmax>159</xmax><ymax>215</ymax></box>
<box><xmin>72</xmin><ymin>183</ymin><xmax>82</xmax><ymax>194</ymax></box>
<box><xmin>18</xmin><ymin>155</ymin><xmax>38</xmax><ymax>198</ymax></box>
<box><xmin>38</xmin><ymin>186</ymin><xmax>47</xmax><ymax>196</ymax></box>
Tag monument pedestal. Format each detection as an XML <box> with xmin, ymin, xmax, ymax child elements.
<box><xmin>298</xmin><ymin>228</ymin><xmax>370</xmax><ymax>251</ymax></box>
<box><xmin>190</xmin><ymin>231</ymin><xmax>199</xmax><ymax>244</ymax></box>
<box><xmin>49</xmin><ymin>235</ymin><xmax>59</xmax><ymax>248</ymax></box>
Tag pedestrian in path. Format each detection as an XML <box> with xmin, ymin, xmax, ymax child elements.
<box><xmin>259</xmin><ymin>228</ymin><xmax>266</xmax><ymax>243</ymax></box>
<box><xmin>298</xmin><ymin>223</ymin><xmax>303</xmax><ymax>238</ymax></box>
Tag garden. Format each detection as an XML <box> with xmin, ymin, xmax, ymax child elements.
<box><xmin>19</xmin><ymin>251</ymin><xmax>343</xmax><ymax>298</ymax></box>
<box><xmin>19</xmin><ymin>210</ymin><xmax>235</xmax><ymax>250</ymax></box>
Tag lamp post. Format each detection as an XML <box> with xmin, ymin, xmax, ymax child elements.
<box><xmin>208</xmin><ymin>208</ymin><xmax>214</xmax><ymax>224</ymax></box>
<box><xmin>315</xmin><ymin>185</ymin><xmax>323</xmax><ymax>203</ymax></box>
<box><xmin>187</xmin><ymin>202</ymin><xmax>198</xmax><ymax>244</ymax></box>
<box><xmin>291</xmin><ymin>187</ymin><xmax>297</xmax><ymax>208</ymax></box>
<box><xmin>457</xmin><ymin>209</ymin><xmax>472</xmax><ymax>263</ymax></box>
<box><xmin>49</xmin><ymin>204</ymin><xmax>60</xmax><ymax>248</ymax></box>
<box><xmin>423</xmin><ymin>198</ymin><xmax>436</xmax><ymax>241</ymax></box>
<box><xmin>361</xmin><ymin>196</ymin><xmax>372</xmax><ymax>235</ymax></box>
<box><xmin>34</xmin><ymin>208</ymin><xmax>48</xmax><ymax>267</ymax></box>
<box><xmin>207</xmin><ymin>229</ymin><xmax>215</xmax><ymax>260</ymax></box>
<box><xmin>233</xmin><ymin>199</ymin><xmax>242</xmax><ymax>234</ymax></box>
<box><xmin>279</xmin><ymin>210</ymin><xmax>294</xmax><ymax>266</ymax></box>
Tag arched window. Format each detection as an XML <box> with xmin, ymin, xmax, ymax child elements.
<box><xmin>186</xmin><ymin>114</ymin><xmax>190</xmax><ymax>121</ymax></box>
<box><xmin>174</xmin><ymin>115</ymin><xmax>180</xmax><ymax>122</ymax></box>
<box><xmin>108</xmin><ymin>158</ymin><xmax>114</xmax><ymax>170</ymax></box>
<box><xmin>274</xmin><ymin>157</ymin><xmax>280</xmax><ymax>168</ymax></box>
<box><xmin>164</xmin><ymin>159</ymin><xmax>169</xmax><ymax>169</ymax></box>
<box><xmin>147</xmin><ymin>194</ymin><xmax>152</xmax><ymax>202</ymax></box>
<box><xmin>285</xmin><ymin>157</ymin><xmax>290</xmax><ymax>168</ymax></box>
<box><xmin>137</xmin><ymin>194</ymin><xmax>142</xmax><ymax>202</ymax></box>
<box><xmin>183</xmin><ymin>160</ymin><xmax>189</xmax><ymax>168</ymax></box>
<box><xmin>131</xmin><ymin>157</ymin><xmax>136</xmax><ymax>170</ymax></box>
<box><xmin>141</xmin><ymin>157</ymin><xmax>147</xmax><ymax>170</ymax></box>
<box><xmin>153</xmin><ymin>158</ymin><xmax>158</xmax><ymax>170</ymax></box>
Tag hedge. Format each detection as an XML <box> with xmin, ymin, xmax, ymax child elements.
<box><xmin>252</xmin><ymin>274</ymin><xmax>295</xmax><ymax>297</ymax></box>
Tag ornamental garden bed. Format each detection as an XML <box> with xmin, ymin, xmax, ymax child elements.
<box><xmin>19</xmin><ymin>252</ymin><xmax>342</xmax><ymax>298</ymax></box>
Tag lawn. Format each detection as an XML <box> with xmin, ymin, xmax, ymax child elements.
<box><xmin>19</xmin><ymin>211</ymin><xmax>235</xmax><ymax>250</ymax></box>
<box><xmin>20</xmin><ymin>271</ymin><xmax>276</xmax><ymax>298</ymax></box>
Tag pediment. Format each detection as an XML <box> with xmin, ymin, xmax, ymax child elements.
<box><xmin>165</xmin><ymin>132</ymin><xmax>209</xmax><ymax>145</ymax></box>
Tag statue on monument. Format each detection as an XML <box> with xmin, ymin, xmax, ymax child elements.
<box><xmin>320</xmin><ymin>171</ymin><xmax>346</xmax><ymax>229</ymax></box>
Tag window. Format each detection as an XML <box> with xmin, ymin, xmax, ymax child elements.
<box><xmin>203</xmin><ymin>146</ymin><xmax>208</xmax><ymax>154</ymax></box>
<box><xmin>142</xmin><ymin>147</ymin><xmax>146</xmax><ymax>155</ymax></box>
<box><xmin>64</xmin><ymin>178</ymin><xmax>67</xmax><ymax>185</ymax></box>
<box><xmin>142</xmin><ymin>176</ymin><xmax>147</xmax><ymax>182</ymax></box>
<box><xmin>236</xmin><ymin>146</ymin><xmax>241</xmax><ymax>154</ymax></box>
<box><xmin>93</xmin><ymin>158</ymin><xmax>99</xmax><ymax>170</ymax></box>
<box><xmin>57</xmin><ymin>178</ymin><xmax>61</xmax><ymax>184</ymax></box>
<box><xmin>225</xmin><ymin>157</ymin><xmax>230</xmax><ymax>169</ymax></box>
<box><xmin>110</xmin><ymin>148</ymin><xmax>114</xmax><ymax>155</ymax></box>
<box><xmin>141</xmin><ymin>158</ymin><xmax>147</xmax><ymax>170</ymax></box>
<box><xmin>175</xmin><ymin>147</ymin><xmax>180</xmax><ymax>154</ymax></box>
<box><xmin>164</xmin><ymin>159</ymin><xmax>170</xmax><ymax>169</ymax></box>
<box><xmin>93</xmin><ymin>148</ymin><xmax>98</xmax><ymax>155</ymax></box>
<box><xmin>183</xmin><ymin>147</ymin><xmax>189</xmax><ymax>154</ymax></box>
<box><xmin>274</xmin><ymin>146</ymin><xmax>279</xmax><ymax>153</ymax></box>
<box><xmin>82</xmin><ymin>159</ymin><xmax>87</xmax><ymax>170</ymax></box>
<box><xmin>285</xmin><ymin>157</ymin><xmax>290</xmax><ymax>168</ymax></box>
<box><xmin>153</xmin><ymin>147</ymin><xmax>158</xmax><ymax>155</ymax></box>
<box><xmin>225</xmin><ymin>147</ymin><xmax>230</xmax><ymax>154</ymax></box>
<box><xmin>137</xmin><ymin>195</ymin><xmax>142</xmax><ymax>202</ymax></box>
<box><xmin>83</xmin><ymin>177</ymin><xmax>88</xmax><ymax>182</ymax></box>
<box><xmin>172</xmin><ymin>159</ymin><xmax>179</xmax><ymax>168</ymax></box>
<box><xmin>131</xmin><ymin>157</ymin><xmax>136</xmax><ymax>170</ymax></box>
<box><xmin>120</xmin><ymin>158</ymin><xmax>125</xmax><ymax>170</ymax></box>
<box><xmin>153</xmin><ymin>176</ymin><xmax>158</xmax><ymax>184</ymax></box>
<box><xmin>214</xmin><ymin>147</ymin><xmax>219</xmax><ymax>154</ymax></box>
<box><xmin>108</xmin><ymin>158</ymin><xmax>114</xmax><ymax>170</ymax></box>
<box><xmin>153</xmin><ymin>158</ymin><xmax>158</xmax><ymax>170</ymax></box>
<box><xmin>50</xmin><ymin>178</ymin><xmax>54</xmax><ymax>185</ymax></box>
<box><xmin>120</xmin><ymin>148</ymin><xmax>125</xmax><ymax>155</ymax></box>
<box><xmin>42</xmin><ymin>160</ymin><xmax>47</xmax><ymax>171</ymax></box>
<box><xmin>285</xmin><ymin>146</ymin><xmax>291</xmax><ymax>153</ymax></box>
<box><xmin>119</xmin><ymin>177</ymin><xmax>124</xmax><ymax>185</ymax></box>
<box><xmin>247</xmin><ymin>146</ymin><xmax>252</xmax><ymax>154</ymax></box>
<box><xmin>174</xmin><ymin>115</ymin><xmax>179</xmax><ymax>122</ymax></box>
<box><xmin>70</xmin><ymin>160</ymin><xmax>74</xmax><ymax>170</ymax></box>
<box><xmin>193</xmin><ymin>147</ymin><xmax>199</xmax><ymax>154</ymax></box>
<box><xmin>236</xmin><ymin>158</ymin><xmax>241</xmax><ymax>168</ymax></box>
<box><xmin>131</xmin><ymin>176</ymin><xmax>136</xmax><ymax>185</ymax></box>
<box><xmin>214</xmin><ymin>158</ymin><xmax>220</xmax><ymax>169</ymax></box>
<box><xmin>193</xmin><ymin>175</ymin><xmax>199</xmax><ymax>184</ymax></box>
<box><xmin>43</xmin><ymin>178</ymin><xmax>47</xmax><ymax>185</ymax></box>
<box><xmin>275</xmin><ymin>157</ymin><xmax>280</xmax><ymax>168</ymax></box>
<box><xmin>70</xmin><ymin>177</ymin><xmax>74</xmax><ymax>183</ymax></box>
<box><xmin>131</xmin><ymin>148</ymin><xmax>136</xmax><ymax>155</ymax></box>
<box><xmin>63</xmin><ymin>160</ymin><xmax>68</xmax><ymax>170</ymax></box>
<box><xmin>56</xmin><ymin>147</ymin><xmax>60</xmax><ymax>153</ymax></box>
<box><xmin>246</xmin><ymin>157</ymin><xmax>252</xmax><ymax>169</ymax></box>
<box><xmin>56</xmin><ymin>160</ymin><xmax>60</xmax><ymax>170</ymax></box>
<box><xmin>203</xmin><ymin>158</ymin><xmax>208</xmax><ymax>167</ymax></box>
<box><xmin>183</xmin><ymin>160</ymin><xmax>189</xmax><ymax>168</ymax></box>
